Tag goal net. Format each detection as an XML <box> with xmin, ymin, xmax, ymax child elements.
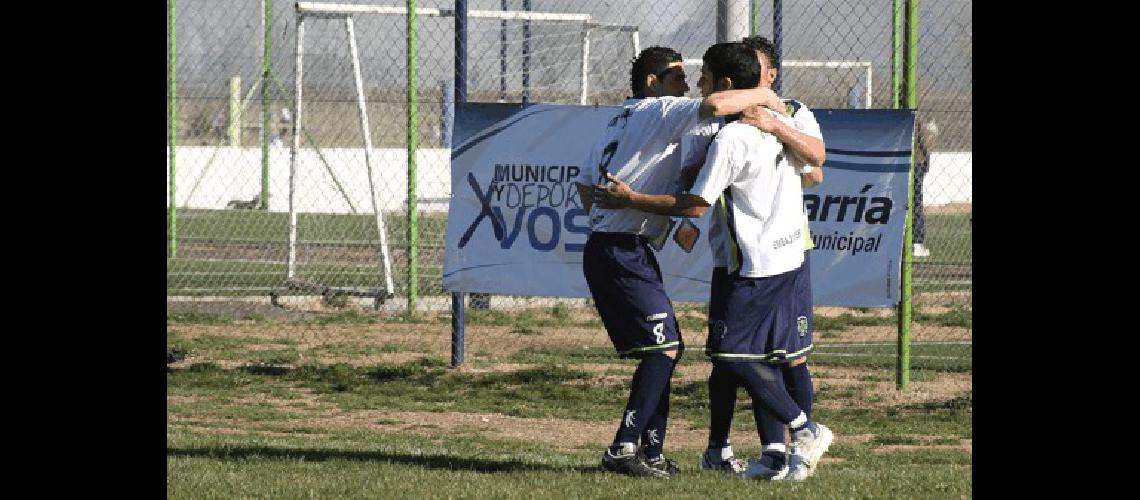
<box><xmin>284</xmin><ymin>2</ymin><xmax>640</xmax><ymax>308</ymax></box>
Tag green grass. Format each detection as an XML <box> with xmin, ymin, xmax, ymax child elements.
<box><xmin>171</xmin><ymin>208</ymin><xmax>448</xmax><ymax>243</ymax></box>
<box><xmin>169</xmin><ymin>351</ymin><xmax>971</xmax><ymax>498</ymax></box>
<box><xmin>168</xmin><ymin>429</ymin><xmax>970</xmax><ymax>499</ymax></box>
<box><xmin>811</xmin><ymin>341</ymin><xmax>971</xmax><ymax>372</ymax></box>
<box><xmin>922</xmin><ymin>212</ymin><xmax>972</xmax><ymax>264</ymax></box>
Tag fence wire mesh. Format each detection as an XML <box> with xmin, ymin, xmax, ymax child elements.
<box><xmin>168</xmin><ymin>0</ymin><xmax>971</xmax><ymax>378</ymax></box>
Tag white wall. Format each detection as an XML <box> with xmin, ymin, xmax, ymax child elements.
<box><xmin>166</xmin><ymin>147</ymin><xmax>972</xmax><ymax>213</ymax></box>
<box><xmin>924</xmin><ymin>152</ymin><xmax>972</xmax><ymax>206</ymax></box>
<box><xmin>165</xmin><ymin>146</ymin><xmax>453</xmax><ymax>213</ymax></box>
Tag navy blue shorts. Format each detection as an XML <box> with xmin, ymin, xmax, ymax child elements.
<box><xmin>583</xmin><ymin>232</ymin><xmax>682</xmax><ymax>358</ymax></box>
<box><xmin>706</xmin><ymin>263</ymin><xmax>812</xmax><ymax>364</ymax></box>
<box><xmin>794</xmin><ymin>251</ymin><xmax>814</xmax><ymax>341</ymax></box>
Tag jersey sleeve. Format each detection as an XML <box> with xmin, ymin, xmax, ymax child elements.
<box><xmin>680</xmin><ymin>119</ymin><xmax>718</xmax><ymax>169</ymax></box>
<box><xmin>791</xmin><ymin>103</ymin><xmax>823</xmax><ymax>140</ymax></box>
<box><xmin>574</xmin><ymin>130</ymin><xmax>605</xmax><ymax>186</ymax></box>
<box><xmin>659</xmin><ymin>97</ymin><xmax>703</xmax><ymax>141</ymax></box>
<box><xmin>690</xmin><ymin>129</ymin><xmax>744</xmax><ymax>206</ymax></box>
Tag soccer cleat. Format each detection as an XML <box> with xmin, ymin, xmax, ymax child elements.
<box><xmin>637</xmin><ymin>445</ymin><xmax>680</xmax><ymax>476</ymax></box>
<box><xmin>743</xmin><ymin>456</ymin><xmax>791</xmax><ymax>481</ymax></box>
<box><xmin>645</xmin><ymin>455</ymin><xmax>680</xmax><ymax>476</ymax></box>
<box><xmin>699</xmin><ymin>448</ymin><xmax>747</xmax><ymax>475</ymax></box>
<box><xmin>601</xmin><ymin>444</ymin><xmax>673</xmax><ymax>479</ymax></box>
<box><xmin>790</xmin><ymin>422</ymin><xmax>834</xmax><ymax>471</ymax></box>
<box><xmin>784</xmin><ymin>452</ymin><xmax>816</xmax><ymax>480</ymax></box>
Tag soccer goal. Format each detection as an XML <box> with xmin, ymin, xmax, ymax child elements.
<box><xmin>284</xmin><ymin>2</ymin><xmax>640</xmax><ymax>308</ymax></box>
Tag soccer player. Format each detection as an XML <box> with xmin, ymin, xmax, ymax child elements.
<box><xmin>572</xmin><ymin>45</ymin><xmax>790</xmax><ymax>479</ymax></box>
<box><xmin>694</xmin><ymin>35</ymin><xmax>828</xmax><ymax>480</ymax></box>
<box><xmin>592</xmin><ymin>41</ymin><xmax>833</xmax><ymax>481</ymax></box>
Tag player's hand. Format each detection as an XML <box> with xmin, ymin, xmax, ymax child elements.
<box><xmin>752</xmin><ymin>87</ymin><xmax>787</xmax><ymax>115</ymax></box>
<box><xmin>593</xmin><ymin>173</ymin><xmax>634</xmax><ymax>209</ymax></box>
<box><xmin>679</xmin><ymin>163</ymin><xmax>702</xmax><ymax>191</ymax></box>
<box><xmin>741</xmin><ymin>104</ymin><xmax>782</xmax><ymax>133</ymax></box>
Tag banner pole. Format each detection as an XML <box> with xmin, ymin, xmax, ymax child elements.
<box><xmin>451</xmin><ymin>0</ymin><xmax>468</xmax><ymax>368</ymax></box>
<box><xmin>897</xmin><ymin>0</ymin><xmax>919</xmax><ymax>390</ymax></box>
<box><xmin>407</xmin><ymin>0</ymin><xmax>420</xmax><ymax>314</ymax></box>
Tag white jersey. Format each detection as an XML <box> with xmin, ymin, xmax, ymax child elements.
<box><xmin>573</xmin><ymin>96</ymin><xmax>703</xmax><ymax>240</ymax></box>
<box><xmin>690</xmin><ymin>121</ymin><xmax>806</xmax><ymax>277</ymax></box>
<box><xmin>681</xmin><ymin>99</ymin><xmax>822</xmax><ymax>267</ymax></box>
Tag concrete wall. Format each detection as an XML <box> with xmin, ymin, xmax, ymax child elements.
<box><xmin>166</xmin><ymin>147</ymin><xmax>971</xmax><ymax>213</ymax></box>
<box><xmin>166</xmin><ymin>146</ymin><xmax>453</xmax><ymax>213</ymax></box>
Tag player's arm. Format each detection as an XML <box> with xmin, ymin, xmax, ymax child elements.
<box><xmin>594</xmin><ymin>173</ymin><xmax>710</xmax><ymax>218</ymax></box>
<box><xmin>698</xmin><ymin>86</ymin><xmax>787</xmax><ymax>119</ymax></box>
<box><xmin>740</xmin><ymin>105</ymin><xmax>826</xmax><ymax>169</ymax></box>
<box><xmin>575</xmin><ymin>183</ymin><xmax>594</xmax><ymax>213</ymax></box>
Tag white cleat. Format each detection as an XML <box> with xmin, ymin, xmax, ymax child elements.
<box><xmin>743</xmin><ymin>457</ymin><xmax>791</xmax><ymax>481</ymax></box>
<box><xmin>791</xmin><ymin>422</ymin><xmax>834</xmax><ymax>472</ymax></box>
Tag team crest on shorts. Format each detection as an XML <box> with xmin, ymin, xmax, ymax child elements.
<box><xmin>712</xmin><ymin>320</ymin><xmax>727</xmax><ymax>339</ymax></box>
<box><xmin>797</xmin><ymin>316</ymin><xmax>808</xmax><ymax>337</ymax></box>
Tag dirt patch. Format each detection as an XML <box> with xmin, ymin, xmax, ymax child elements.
<box><xmin>837</xmin><ymin>433</ymin><xmax>876</xmax><ymax>445</ymax></box>
<box><xmin>925</xmin><ymin>203</ymin><xmax>972</xmax><ymax>214</ymax></box>
<box><xmin>815</xmin><ymin>307</ymin><xmax>896</xmax><ymax>318</ymax></box>
<box><xmin>812</xmin><ymin>366</ymin><xmax>971</xmax><ymax>410</ymax></box>
<box><xmin>818</xmin><ymin>325</ymin><xmax>971</xmax><ymax>343</ymax></box>
<box><xmin>874</xmin><ymin>438</ymin><xmax>971</xmax><ymax>454</ymax></box>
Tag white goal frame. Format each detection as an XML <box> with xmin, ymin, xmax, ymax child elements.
<box><xmin>287</xmin><ymin>2</ymin><xmax>639</xmax><ymax>303</ymax></box>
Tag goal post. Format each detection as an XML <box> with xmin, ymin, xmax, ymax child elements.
<box><xmin>287</xmin><ymin>2</ymin><xmax>640</xmax><ymax>310</ymax></box>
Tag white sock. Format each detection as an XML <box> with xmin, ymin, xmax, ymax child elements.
<box><xmin>762</xmin><ymin>443</ymin><xmax>787</xmax><ymax>454</ymax></box>
<box><xmin>789</xmin><ymin>412</ymin><xmax>808</xmax><ymax>431</ymax></box>
<box><xmin>720</xmin><ymin>445</ymin><xmax>735</xmax><ymax>461</ymax></box>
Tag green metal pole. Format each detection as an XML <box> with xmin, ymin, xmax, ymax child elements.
<box><xmin>906</xmin><ymin>0</ymin><xmax>918</xmax><ymax>109</ymax></box>
<box><xmin>750</xmin><ymin>0</ymin><xmax>758</xmax><ymax>36</ymax></box>
<box><xmin>891</xmin><ymin>0</ymin><xmax>902</xmax><ymax>109</ymax></box>
<box><xmin>168</xmin><ymin>0</ymin><xmax>178</xmax><ymax>259</ymax></box>
<box><xmin>407</xmin><ymin>0</ymin><xmax>420</xmax><ymax>313</ymax></box>
<box><xmin>897</xmin><ymin>0</ymin><xmax>918</xmax><ymax>390</ymax></box>
<box><xmin>260</xmin><ymin>0</ymin><xmax>272</xmax><ymax>210</ymax></box>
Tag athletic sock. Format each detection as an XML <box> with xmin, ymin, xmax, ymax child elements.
<box><xmin>612</xmin><ymin>353</ymin><xmax>674</xmax><ymax>447</ymax></box>
<box><xmin>782</xmin><ymin>362</ymin><xmax>814</xmax><ymax>419</ymax></box>
<box><xmin>640</xmin><ymin>377</ymin><xmax>672</xmax><ymax>461</ymax></box>
<box><xmin>721</xmin><ymin>361</ymin><xmax>803</xmax><ymax>426</ymax></box>
<box><xmin>706</xmin><ymin>362</ymin><xmax>738</xmax><ymax>449</ymax></box>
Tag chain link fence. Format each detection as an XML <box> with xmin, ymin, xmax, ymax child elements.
<box><xmin>168</xmin><ymin>0</ymin><xmax>970</xmax><ymax>379</ymax></box>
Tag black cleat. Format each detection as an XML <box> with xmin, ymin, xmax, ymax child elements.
<box><xmin>601</xmin><ymin>445</ymin><xmax>673</xmax><ymax>479</ymax></box>
<box><xmin>645</xmin><ymin>456</ymin><xmax>680</xmax><ymax>476</ymax></box>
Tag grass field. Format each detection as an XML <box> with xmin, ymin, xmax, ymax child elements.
<box><xmin>167</xmin><ymin>305</ymin><xmax>971</xmax><ymax>498</ymax></box>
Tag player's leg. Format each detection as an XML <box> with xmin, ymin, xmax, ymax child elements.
<box><xmin>746</xmin><ymin>398</ymin><xmax>791</xmax><ymax>480</ymax></box>
<box><xmin>718</xmin><ymin>271</ymin><xmax>832</xmax><ymax>477</ymax></box>
<box><xmin>635</xmin><ymin>244</ymin><xmax>683</xmax><ymax>475</ymax></box>
<box><xmin>584</xmin><ymin>233</ymin><xmax>680</xmax><ymax>478</ymax></box>
<box><xmin>783</xmin><ymin>359</ymin><xmax>813</xmax><ymax>418</ymax></box>
<box><xmin>640</xmin><ymin>346</ymin><xmax>680</xmax><ymax>475</ymax></box>
<box><xmin>784</xmin><ymin>253</ymin><xmax>815</xmax><ymax>419</ymax></box>
<box><xmin>701</xmin><ymin>267</ymin><xmax>746</xmax><ymax>473</ymax></box>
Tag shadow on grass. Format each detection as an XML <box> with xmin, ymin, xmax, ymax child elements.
<box><xmin>167</xmin><ymin>446</ymin><xmax>601</xmax><ymax>474</ymax></box>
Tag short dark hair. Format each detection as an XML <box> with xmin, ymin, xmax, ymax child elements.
<box><xmin>701</xmin><ymin>42</ymin><xmax>761</xmax><ymax>90</ymax></box>
<box><xmin>630</xmin><ymin>46</ymin><xmax>683</xmax><ymax>97</ymax></box>
<box><xmin>741</xmin><ymin>35</ymin><xmax>778</xmax><ymax>69</ymax></box>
